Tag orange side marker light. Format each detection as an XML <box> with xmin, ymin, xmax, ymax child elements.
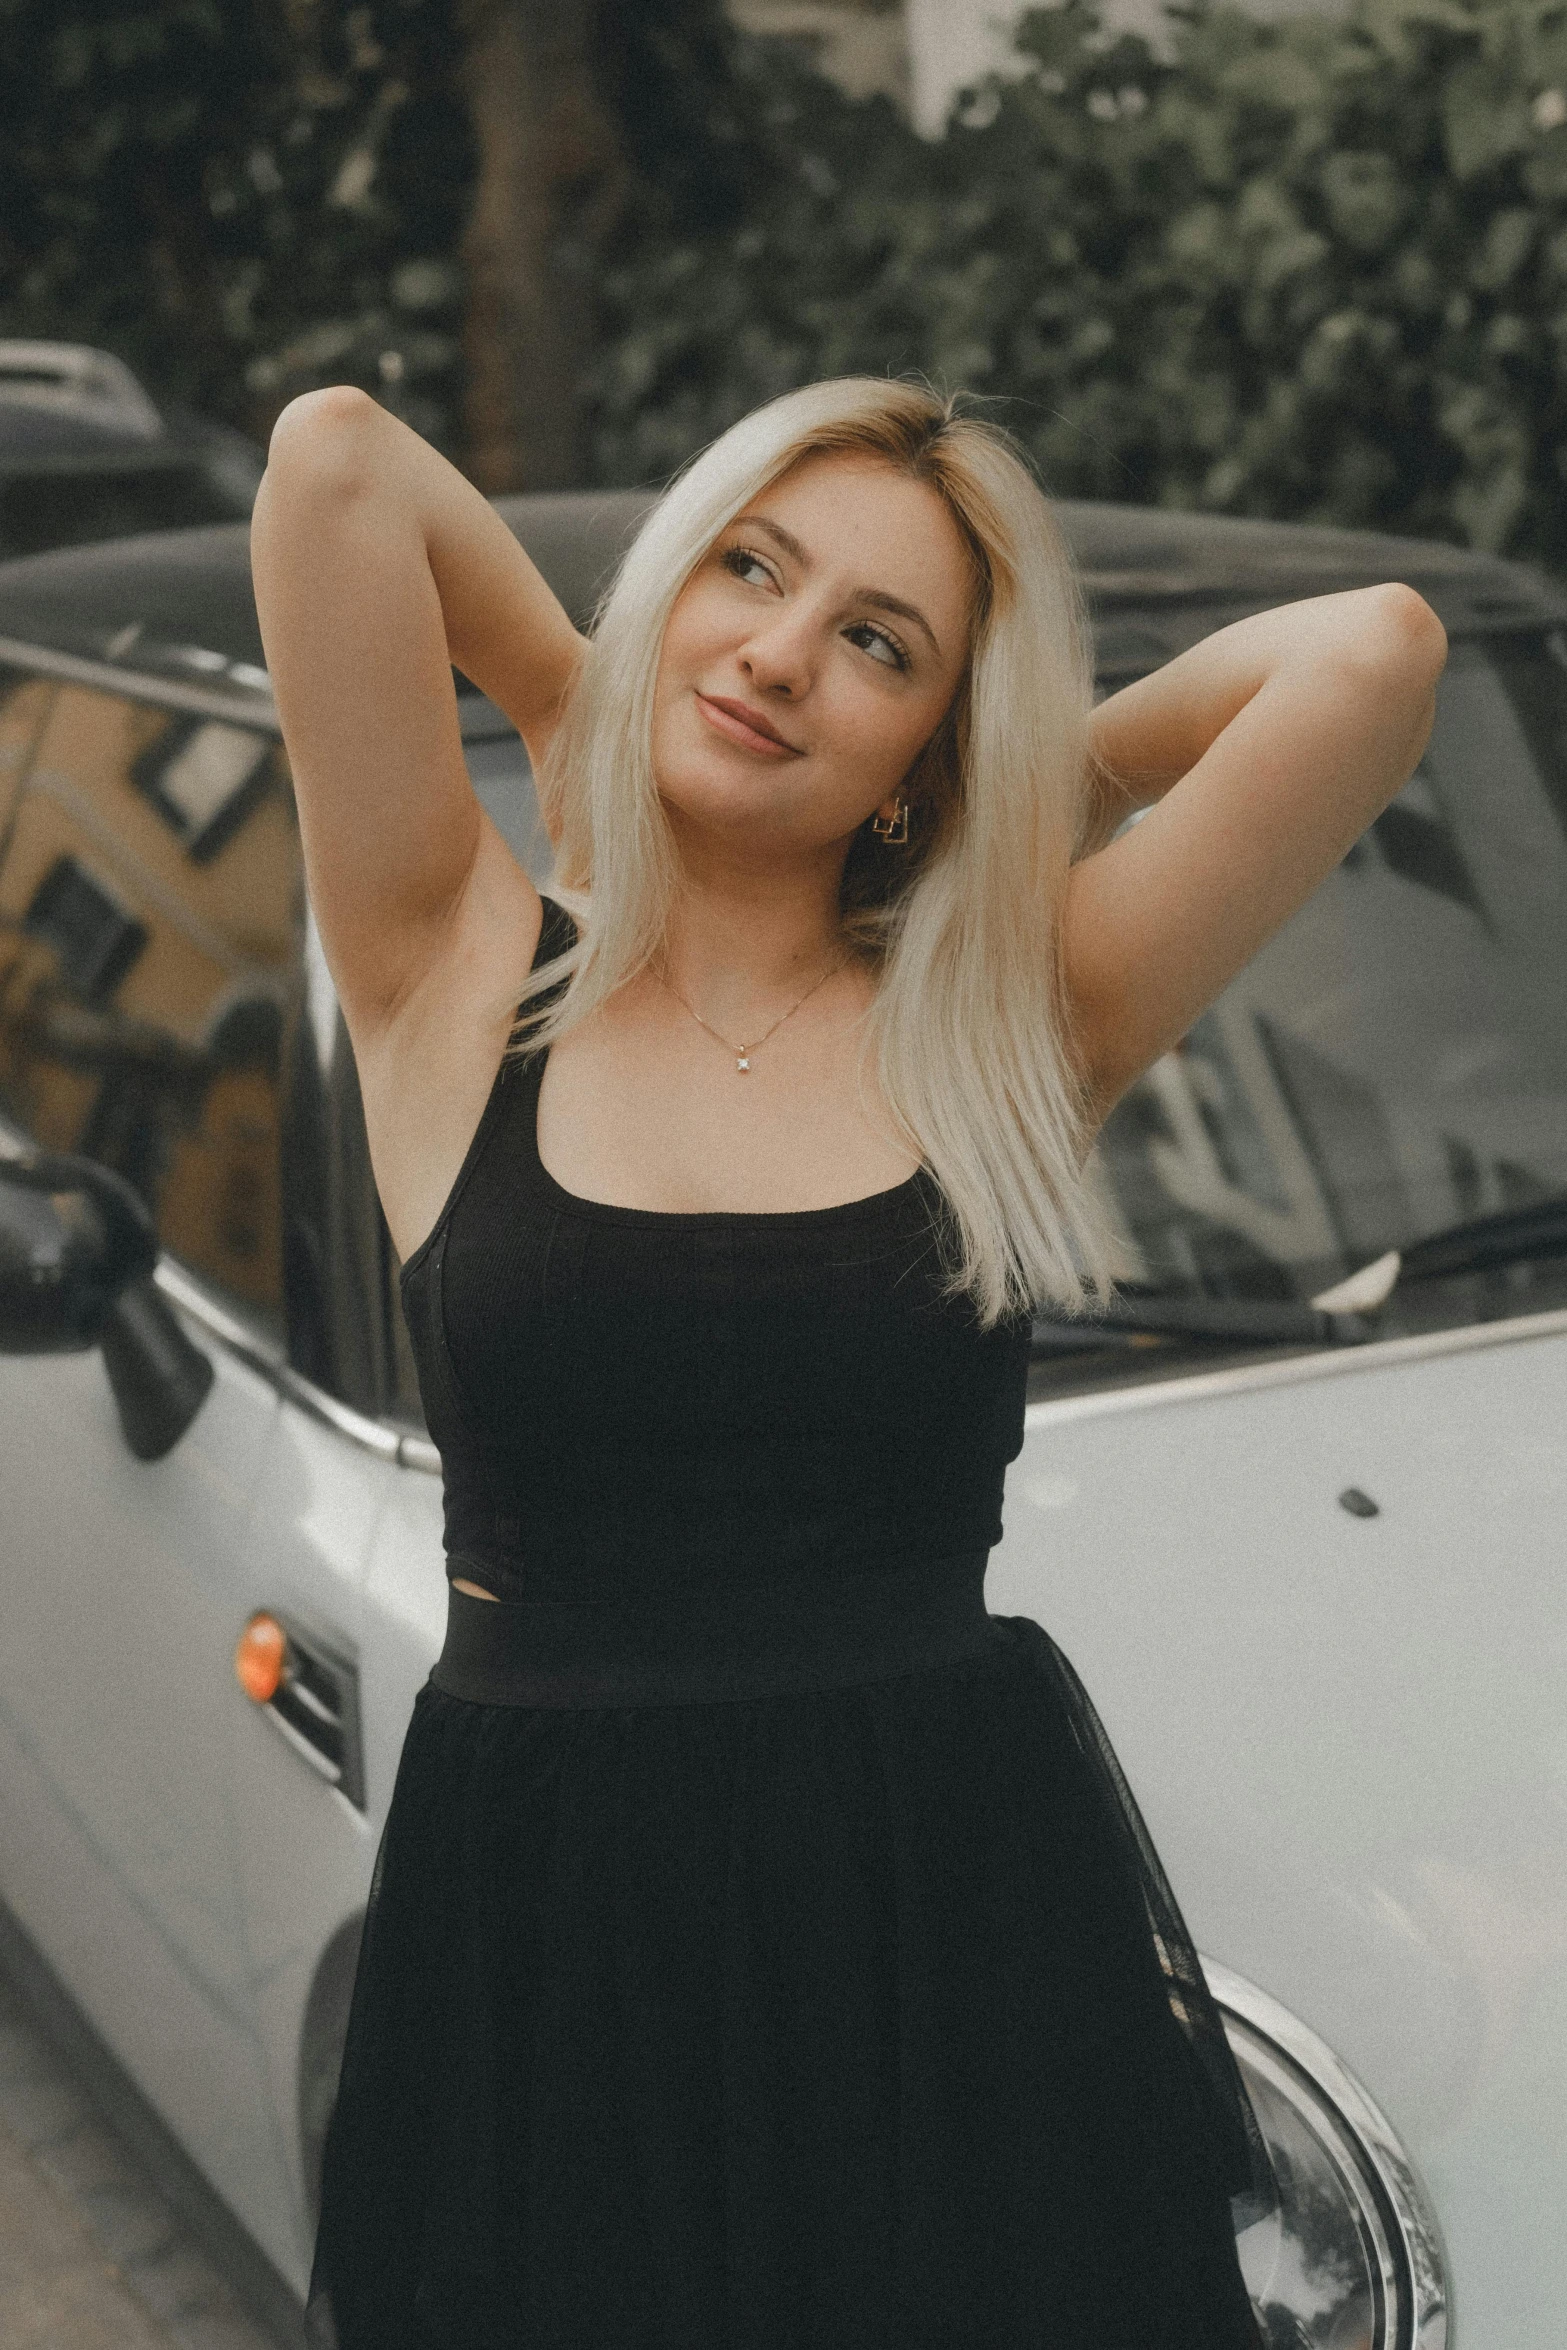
<box><xmin>236</xmin><ymin>1611</ymin><xmax>288</xmax><ymax>1702</ymax></box>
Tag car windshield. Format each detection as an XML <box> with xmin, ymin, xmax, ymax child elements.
<box><xmin>1090</xmin><ymin>628</ymin><xmax>1567</xmax><ymax>1341</ymax></box>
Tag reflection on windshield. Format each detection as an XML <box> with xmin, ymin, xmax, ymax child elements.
<box><xmin>1093</xmin><ymin>632</ymin><xmax>1567</xmax><ymax>1315</ymax></box>
<box><xmin>0</xmin><ymin>679</ymin><xmax>295</xmax><ymax>1334</ymax></box>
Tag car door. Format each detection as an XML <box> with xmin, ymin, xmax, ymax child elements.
<box><xmin>0</xmin><ymin>662</ymin><xmax>298</xmax><ymax>2240</ymax></box>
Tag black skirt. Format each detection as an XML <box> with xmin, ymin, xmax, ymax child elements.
<box><xmin>305</xmin><ymin>1562</ymin><xmax>1269</xmax><ymax>2350</ymax></box>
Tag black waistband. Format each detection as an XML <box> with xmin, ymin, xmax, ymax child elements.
<box><xmin>428</xmin><ymin>1552</ymin><xmax>998</xmax><ymax>1708</ymax></box>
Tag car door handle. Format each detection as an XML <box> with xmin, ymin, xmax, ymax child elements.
<box><xmin>235</xmin><ymin>1610</ymin><xmax>366</xmax><ymax>1810</ymax></box>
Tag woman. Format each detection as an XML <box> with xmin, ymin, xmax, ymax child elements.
<box><xmin>252</xmin><ymin>375</ymin><xmax>1445</xmax><ymax>2349</ymax></box>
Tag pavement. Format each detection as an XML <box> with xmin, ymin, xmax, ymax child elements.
<box><xmin>0</xmin><ymin>1961</ymin><xmax>277</xmax><ymax>2350</ymax></box>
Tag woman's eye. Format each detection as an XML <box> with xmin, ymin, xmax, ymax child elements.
<box><xmin>845</xmin><ymin>622</ymin><xmax>909</xmax><ymax>672</ymax></box>
<box><xmin>723</xmin><ymin>546</ymin><xmax>775</xmax><ymax>589</ymax></box>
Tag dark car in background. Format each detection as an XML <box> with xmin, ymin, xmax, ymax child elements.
<box><xmin>0</xmin><ymin>341</ymin><xmax>263</xmax><ymax>562</ymax></box>
<box><xmin>3</xmin><ymin>483</ymin><xmax>1567</xmax><ymax>2344</ymax></box>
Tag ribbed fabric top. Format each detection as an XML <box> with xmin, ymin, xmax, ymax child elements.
<box><xmin>398</xmin><ymin>897</ymin><xmax>1032</xmax><ymax>1602</ymax></box>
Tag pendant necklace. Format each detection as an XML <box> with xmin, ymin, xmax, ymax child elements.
<box><xmin>654</xmin><ymin>948</ymin><xmax>850</xmax><ymax>1074</ymax></box>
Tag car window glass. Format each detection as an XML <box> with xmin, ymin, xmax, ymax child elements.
<box><xmin>1093</xmin><ymin>631</ymin><xmax>1567</xmax><ymax>1320</ymax></box>
<box><xmin>0</xmin><ymin>674</ymin><xmax>299</xmax><ymax>1342</ymax></box>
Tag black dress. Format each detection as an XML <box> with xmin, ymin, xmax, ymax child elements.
<box><xmin>305</xmin><ymin>897</ymin><xmax>1272</xmax><ymax>2350</ymax></box>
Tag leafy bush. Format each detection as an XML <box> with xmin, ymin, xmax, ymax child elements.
<box><xmin>0</xmin><ymin>0</ymin><xmax>472</xmax><ymax>451</ymax></box>
<box><xmin>592</xmin><ymin>0</ymin><xmax>1567</xmax><ymax>568</ymax></box>
<box><xmin>9</xmin><ymin>0</ymin><xmax>1567</xmax><ymax>566</ymax></box>
<box><xmin>0</xmin><ymin>0</ymin><xmax>754</xmax><ymax>460</ymax></box>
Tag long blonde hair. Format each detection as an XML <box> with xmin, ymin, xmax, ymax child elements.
<box><xmin>514</xmin><ymin>376</ymin><xmax>1117</xmax><ymax>1325</ymax></box>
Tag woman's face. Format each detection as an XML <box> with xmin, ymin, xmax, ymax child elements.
<box><xmin>651</xmin><ymin>450</ymin><xmax>975</xmax><ymax>863</ymax></box>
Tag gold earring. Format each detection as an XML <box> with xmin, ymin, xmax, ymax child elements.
<box><xmin>871</xmin><ymin>797</ymin><xmax>910</xmax><ymax>846</ymax></box>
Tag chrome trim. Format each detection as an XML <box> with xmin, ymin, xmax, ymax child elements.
<box><xmin>272</xmin><ymin>1374</ymin><xmax>400</xmax><ymax>1460</ymax></box>
<box><xmin>151</xmin><ymin>1258</ymin><xmax>404</xmax><ymax>1464</ymax></box>
<box><xmin>151</xmin><ymin>1255</ymin><xmax>285</xmax><ymax>1375</ymax></box>
<box><xmin>1026</xmin><ymin>1300</ymin><xmax>1567</xmax><ymax>1433</ymax></box>
<box><xmin>0</xmin><ymin>635</ymin><xmax>280</xmax><ymax>730</ymax></box>
<box><xmin>252</xmin><ymin>1680</ymin><xmax>369</xmax><ymax>1817</ymax></box>
<box><xmin>1203</xmin><ymin>1956</ymin><xmax>1452</xmax><ymax>2350</ymax></box>
<box><xmin>397</xmin><ymin>1432</ymin><xmax>442</xmax><ymax>1475</ymax></box>
<box><xmin>257</xmin><ymin>1696</ymin><xmax>344</xmax><ymax>1789</ymax></box>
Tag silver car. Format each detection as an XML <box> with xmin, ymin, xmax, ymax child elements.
<box><xmin>3</xmin><ymin>486</ymin><xmax>1564</xmax><ymax>2347</ymax></box>
<box><xmin>0</xmin><ymin>340</ymin><xmax>264</xmax><ymax>561</ymax></box>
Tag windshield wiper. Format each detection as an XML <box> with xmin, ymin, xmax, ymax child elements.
<box><xmin>1032</xmin><ymin>1191</ymin><xmax>1567</xmax><ymax>1358</ymax></box>
<box><xmin>1030</xmin><ymin>1293</ymin><xmax>1372</xmax><ymax>1354</ymax></box>
<box><xmin>1310</xmin><ymin>1192</ymin><xmax>1567</xmax><ymax>1313</ymax></box>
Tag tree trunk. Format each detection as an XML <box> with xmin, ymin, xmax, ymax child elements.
<box><xmin>455</xmin><ymin>0</ymin><xmax>626</xmax><ymax>492</ymax></box>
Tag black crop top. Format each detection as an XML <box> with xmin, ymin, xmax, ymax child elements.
<box><xmin>397</xmin><ymin>898</ymin><xmax>1032</xmax><ymax>1603</ymax></box>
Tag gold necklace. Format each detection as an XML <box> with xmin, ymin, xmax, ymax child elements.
<box><xmin>654</xmin><ymin>949</ymin><xmax>850</xmax><ymax>1074</ymax></box>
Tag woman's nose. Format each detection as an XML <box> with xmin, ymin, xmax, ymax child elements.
<box><xmin>739</xmin><ymin>607</ymin><xmax>817</xmax><ymax>698</ymax></box>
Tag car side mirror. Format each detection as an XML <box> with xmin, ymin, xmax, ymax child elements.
<box><xmin>0</xmin><ymin>1148</ymin><xmax>213</xmax><ymax>1459</ymax></box>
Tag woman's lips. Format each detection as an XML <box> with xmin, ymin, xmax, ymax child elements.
<box><xmin>695</xmin><ymin>693</ymin><xmax>804</xmax><ymax>757</ymax></box>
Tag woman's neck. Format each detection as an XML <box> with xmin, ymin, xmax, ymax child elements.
<box><xmin>655</xmin><ymin>868</ymin><xmax>858</xmax><ymax>1026</ymax></box>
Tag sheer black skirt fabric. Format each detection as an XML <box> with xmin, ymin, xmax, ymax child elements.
<box><xmin>305</xmin><ymin>1610</ymin><xmax>1268</xmax><ymax>2350</ymax></box>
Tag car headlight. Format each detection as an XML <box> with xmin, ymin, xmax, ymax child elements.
<box><xmin>1203</xmin><ymin>1959</ymin><xmax>1451</xmax><ymax>2350</ymax></box>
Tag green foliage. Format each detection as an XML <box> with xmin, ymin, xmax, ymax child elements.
<box><xmin>0</xmin><ymin>0</ymin><xmax>472</xmax><ymax>448</ymax></box>
<box><xmin>590</xmin><ymin>0</ymin><xmax>1567</xmax><ymax>567</ymax></box>
<box><xmin>594</xmin><ymin>0</ymin><xmax>769</xmax><ymax>236</ymax></box>
<box><xmin>10</xmin><ymin>0</ymin><xmax>1567</xmax><ymax>561</ymax></box>
<box><xmin>0</xmin><ymin>0</ymin><xmax>773</xmax><ymax>457</ymax></box>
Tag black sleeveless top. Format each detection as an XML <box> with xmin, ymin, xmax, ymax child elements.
<box><xmin>398</xmin><ymin>896</ymin><xmax>1033</xmax><ymax>1603</ymax></box>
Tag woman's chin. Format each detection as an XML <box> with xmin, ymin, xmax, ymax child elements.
<box><xmin>656</xmin><ymin>752</ymin><xmax>800</xmax><ymax>835</ymax></box>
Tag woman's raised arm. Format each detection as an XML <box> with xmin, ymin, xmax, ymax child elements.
<box><xmin>250</xmin><ymin>386</ymin><xmax>583</xmax><ymax>1037</ymax></box>
<box><xmin>1062</xmin><ymin>584</ymin><xmax>1449</xmax><ymax>1117</ymax></box>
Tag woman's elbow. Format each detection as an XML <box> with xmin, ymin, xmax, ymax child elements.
<box><xmin>262</xmin><ymin>384</ymin><xmax>385</xmax><ymax>506</ymax></box>
<box><xmin>1357</xmin><ymin>581</ymin><xmax>1449</xmax><ymax>696</ymax></box>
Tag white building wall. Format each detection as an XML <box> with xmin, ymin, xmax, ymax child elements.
<box><xmin>904</xmin><ymin>0</ymin><xmax>1034</xmax><ymax>136</ymax></box>
<box><xmin>725</xmin><ymin>0</ymin><xmax>910</xmax><ymax>108</ymax></box>
<box><xmin>727</xmin><ymin>0</ymin><xmax>1337</xmax><ymax>140</ymax></box>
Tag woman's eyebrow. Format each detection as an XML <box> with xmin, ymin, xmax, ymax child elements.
<box><xmin>739</xmin><ymin>513</ymin><xmax>942</xmax><ymax>656</ymax></box>
<box><xmin>857</xmin><ymin>587</ymin><xmax>941</xmax><ymax>657</ymax></box>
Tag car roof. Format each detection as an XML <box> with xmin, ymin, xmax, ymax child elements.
<box><xmin>0</xmin><ymin>401</ymin><xmax>256</xmax><ymax>487</ymax></box>
<box><xmin>0</xmin><ymin>357</ymin><xmax>262</xmax><ymax>522</ymax></box>
<box><xmin>0</xmin><ymin>401</ymin><xmax>176</xmax><ymax>466</ymax></box>
<box><xmin>0</xmin><ymin>485</ymin><xmax>1561</xmax><ymax>729</ymax></box>
<box><xmin>0</xmin><ymin>339</ymin><xmax>168</xmax><ymax>462</ymax></box>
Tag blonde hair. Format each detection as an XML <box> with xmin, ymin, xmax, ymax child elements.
<box><xmin>513</xmin><ymin>375</ymin><xmax>1117</xmax><ymax>1325</ymax></box>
